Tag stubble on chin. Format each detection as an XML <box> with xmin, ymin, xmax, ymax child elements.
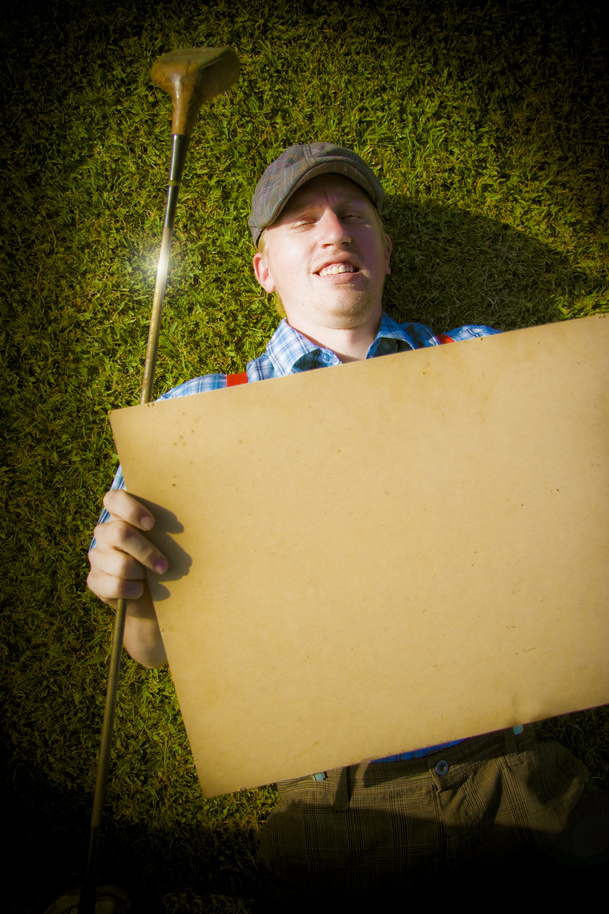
<box><xmin>309</xmin><ymin>287</ymin><xmax>383</xmax><ymax>331</ymax></box>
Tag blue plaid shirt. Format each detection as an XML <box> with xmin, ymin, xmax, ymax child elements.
<box><xmin>95</xmin><ymin>313</ymin><xmax>499</xmax><ymax>761</ymax></box>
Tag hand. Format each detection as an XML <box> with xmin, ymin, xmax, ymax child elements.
<box><xmin>87</xmin><ymin>488</ymin><xmax>168</xmax><ymax>607</ymax></box>
<box><xmin>87</xmin><ymin>489</ymin><xmax>169</xmax><ymax>667</ymax></box>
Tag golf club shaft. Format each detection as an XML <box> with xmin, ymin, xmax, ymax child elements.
<box><xmin>79</xmin><ymin>120</ymin><xmax>191</xmax><ymax>914</ymax></box>
<box><xmin>79</xmin><ymin>48</ymin><xmax>239</xmax><ymax>913</ymax></box>
<box><xmin>79</xmin><ymin>600</ymin><xmax>127</xmax><ymax>914</ymax></box>
<box><xmin>141</xmin><ymin>133</ymin><xmax>190</xmax><ymax>405</ymax></box>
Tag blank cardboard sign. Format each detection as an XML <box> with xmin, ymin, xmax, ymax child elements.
<box><xmin>110</xmin><ymin>315</ymin><xmax>609</xmax><ymax>797</ymax></box>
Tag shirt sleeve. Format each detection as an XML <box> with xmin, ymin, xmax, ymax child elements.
<box><xmin>445</xmin><ymin>325</ymin><xmax>500</xmax><ymax>340</ymax></box>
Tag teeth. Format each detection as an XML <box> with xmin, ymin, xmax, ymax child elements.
<box><xmin>319</xmin><ymin>263</ymin><xmax>355</xmax><ymax>276</ymax></box>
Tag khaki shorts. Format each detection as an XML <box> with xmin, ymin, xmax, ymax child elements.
<box><xmin>257</xmin><ymin>726</ymin><xmax>588</xmax><ymax>905</ymax></box>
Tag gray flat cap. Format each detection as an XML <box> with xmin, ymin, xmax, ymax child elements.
<box><xmin>248</xmin><ymin>142</ymin><xmax>385</xmax><ymax>246</ymax></box>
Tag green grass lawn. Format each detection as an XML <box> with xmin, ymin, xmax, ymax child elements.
<box><xmin>2</xmin><ymin>0</ymin><xmax>608</xmax><ymax>911</ymax></box>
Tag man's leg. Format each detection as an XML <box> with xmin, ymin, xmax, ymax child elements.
<box><xmin>257</xmin><ymin>725</ymin><xmax>591</xmax><ymax>907</ymax></box>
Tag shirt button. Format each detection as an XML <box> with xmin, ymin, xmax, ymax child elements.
<box><xmin>435</xmin><ymin>760</ymin><xmax>450</xmax><ymax>776</ymax></box>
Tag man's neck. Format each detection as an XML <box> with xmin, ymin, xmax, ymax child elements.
<box><xmin>287</xmin><ymin>314</ymin><xmax>382</xmax><ymax>363</ymax></box>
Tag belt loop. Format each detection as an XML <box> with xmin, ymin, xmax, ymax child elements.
<box><xmin>333</xmin><ymin>766</ymin><xmax>350</xmax><ymax>811</ymax></box>
<box><xmin>309</xmin><ymin>766</ymin><xmax>350</xmax><ymax>811</ymax></box>
<box><xmin>505</xmin><ymin>725</ymin><xmax>523</xmax><ymax>756</ymax></box>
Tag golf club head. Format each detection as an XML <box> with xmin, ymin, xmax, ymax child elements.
<box><xmin>150</xmin><ymin>46</ymin><xmax>240</xmax><ymax>136</ymax></box>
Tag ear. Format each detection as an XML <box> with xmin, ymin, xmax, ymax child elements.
<box><xmin>253</xmin><ymin>252</ymin><xmax>276</xmax><ymax>293</ymax></box>
<box><xmin>384</xmin><ymin>233</ymin><xmax>393</xmax><ymax>275</ymax></box>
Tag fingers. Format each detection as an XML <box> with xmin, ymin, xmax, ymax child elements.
<box><xmin>93</xmin><ymin>515</ymin><xmax>167</xmax><ymax>576</ymax></box>
<box><xmin>87</xmin><ymin>489</ymin><xmax>168</xmax><ymax>607</ymax></box>
<box><xmin>102</xmin><ymin>488</ymin><xmax>155</xmax><ymax>531</ymax></box>
<box><xmin>87</xmin><ymin>563</ymin><xmax>145</xmax><ymax>604</ymax></box>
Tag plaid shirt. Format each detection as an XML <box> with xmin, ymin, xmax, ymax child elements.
<box><xmin>94</xmin><ymin>313</ymin><xmax>499</xmax><ymax>761</ymax></box>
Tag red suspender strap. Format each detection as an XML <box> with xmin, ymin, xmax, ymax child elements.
<box><xmin>226</xmin><ymin>371</ymin><xmax>248</xmax><ymax>387</ymax></box>
<box><xmin>437</xmin><ymin>333</ymin><xmax>455</xmax><ymax>344</ymax></box>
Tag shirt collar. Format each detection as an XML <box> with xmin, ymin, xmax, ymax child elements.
<box><xmin>265</xmin><ymin>314</ymin><xmax>417</xmax><ymax>377</ymax></box>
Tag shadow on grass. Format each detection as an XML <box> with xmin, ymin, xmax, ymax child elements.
<box><xmin>3</xmin><ymin>745</ymin><xmax>266</xmax><ymax>914</ymax></box>
<box><xmin>382</xmin><ymin>196</ymin><xmax>606</xmax><ymax>332</ymax></box>
<box><xmin>13</xmin><ymin>757</ymin><xmax>606</xmax><ymax>914</ymax></box>
<box><xmin>7</xmin><ymin>709</ymin><xmax>609</xmax><ymax>913</ymax></box>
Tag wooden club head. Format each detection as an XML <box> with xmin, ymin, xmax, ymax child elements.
<box><xmin>150</xmin><ymin>46</ymin><xmax>240</xmax><ymax>136</ymax></box>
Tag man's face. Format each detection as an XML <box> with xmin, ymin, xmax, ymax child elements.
<box><xmin>253</xmin><ymin>174</ymin><xmax>392</xmax><ymax>333</ymax></box>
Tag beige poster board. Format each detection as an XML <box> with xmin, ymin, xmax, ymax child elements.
<box><xmin>111</xmin><ymin>315</ymin><xmax>609</xmax><ymax>797</ymax></box>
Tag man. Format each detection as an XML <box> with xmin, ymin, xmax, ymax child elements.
<box><xmin>88</xmin><ymin>144</ymin><xmax>594</xmax><ymax>905</ymax></box>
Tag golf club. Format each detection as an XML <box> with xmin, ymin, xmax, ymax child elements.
<box><xmin>45</xmin><ymin>45</ymin><xmax>239</xmax><ymax>914</ymax></box>
<box><xmin>142</xmin><ymin>46</ymin><xmax>240</xmax><ymax>403</ymax></box>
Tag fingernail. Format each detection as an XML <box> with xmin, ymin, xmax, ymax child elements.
<box><xmin>154</xmin><ymin>558</ymin><xmax>168</xmax><ymax>574</ymax></box>
<box><xmin>141</xmin><ymin>515</ymin><xmax>154</xmax><ymax>530</ymax></box>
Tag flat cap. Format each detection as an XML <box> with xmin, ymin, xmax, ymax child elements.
<box><xmin>248</xmin><ymin>142</ymin><xmax>385</xmax><ymax>246</ymax></box>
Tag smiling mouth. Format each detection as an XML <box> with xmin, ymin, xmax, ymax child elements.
<box><xmin>318</xmin><ymin>263</ymin><xmax>358</xmax><ymax>276</ymax></box>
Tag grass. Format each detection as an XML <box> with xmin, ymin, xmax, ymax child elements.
<box><xmin>1</xmin><ymin>0</ymin><xmax>608</xmax><ymax>910</ymax></box>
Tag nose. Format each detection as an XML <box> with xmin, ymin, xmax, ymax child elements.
<box><xmin>318</xmin><ymin>207</ymin><xmax>351</xmax><ymax>245</ymax></box>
